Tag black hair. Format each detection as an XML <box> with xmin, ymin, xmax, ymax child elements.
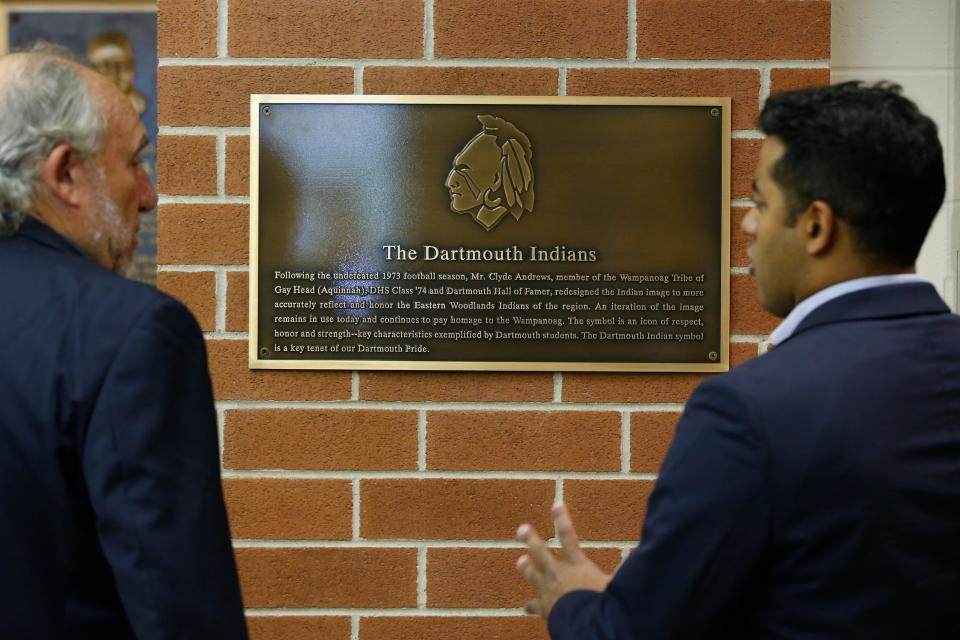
<box><xmin>758</xmin><ymin>81</ymin><xmax>945</xmax><ymax>267</ymax></box>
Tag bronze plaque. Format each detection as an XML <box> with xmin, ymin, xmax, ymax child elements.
<box><xmin>250</xmin><ymin>96</ymin><xmax>730</xmax><ymax>372</ymax></box>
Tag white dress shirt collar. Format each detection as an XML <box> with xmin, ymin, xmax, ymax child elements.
<box><xmin>769</xmin><ymin>273</ymin><xmax>927</xmax><ymax>346</ymax></box>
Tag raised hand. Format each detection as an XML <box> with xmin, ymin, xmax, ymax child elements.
<box><xmin>516</xmin><ymin>501</ymin><xmax>612</xmax><ymax>618</ymax></box>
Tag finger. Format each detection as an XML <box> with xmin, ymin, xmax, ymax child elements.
<box><xmin>517</xmin><ymin>523</ymin><xmax>556</xmax><ymax>572</ymax></box>
<box><xmin>524</xmin><ymin>598</ymin><xmax>544</xmax><ymax>617</ymax></box>
<box><xmin>516</xmin><ymin>554</ymin><xmax>544</xmax><ymax>588</ymax></box>
<box><xmin>552</xmin><ymin>502</ymin><xmax>585</xmax><ymax>561</ymax></box>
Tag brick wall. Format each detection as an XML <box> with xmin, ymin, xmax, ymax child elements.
<box><xmin>155</xmin><ymin>1</ymin><xmax>830</xmax><ymax>638</ymax></box>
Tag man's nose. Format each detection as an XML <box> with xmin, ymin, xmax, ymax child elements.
<box><xmin>139</xmin><ymin>172</ymin><xmax>158</xmax><ymax>212</ymax></box>
<box><xmin>741</xmin><ymin>207</ymin><xmax>759</xmax><ymax>236</ymax></box>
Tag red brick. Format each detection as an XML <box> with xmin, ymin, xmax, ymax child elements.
<box><xmin>731</xmin><ymin>206</ymin><xmax>752</xmax><ymax>268</ymax></box>
<box><xmin>731</xmin><ymin>274</ymin><xmax>779</xmax><ymax>334</ymax></box>
<box><xmin>226</xmin><ymin>271</ymin><xmax>249</xmax><ymax>332</ymax></box>
<box><xmin>236</xmin><ymin>548</ymin><xmax>417</xmax><ymax>608</ymax></box>
<box><xmin>735</xmin><ymin>342</ymin><xmax>762</xmax><ymax>364</ymax></box>
<box><xmin>229</xmin><ymin>0</ymin><xmax>422</xmax><ymax>58</ymax></box>
<box><xmin>225</xmin><ymin>136</ymin><xmax>249</xmax><ymax>197</ymax></box>
<box><xmin>223</xmin><ymin>408</ymin><xmax>417</xmax><ymax>471</ymax></box>
<box><xmin>362</xmin><ymin>479</ymin><xmax>554</xmax><ymax>540</ymax></box>
<box><xmin>156</xmin><ymin>136</ymin><xmax>217</xmax><ymax>196</ymax></box>
<box><xmin>428</xmin><ymin>411</ymin><xmax>620</xmax><ymax>472</ymax></box>
<box><xmin>630</xmin><ymin>411</ymin><xmax>682</xmax><ymax>472</ymax></box>
<box><xmin>435</xmin><ymin>0</ymin><xmax>626</xmax><ymax>59</ymax></box>
<box><xmin>156</xmin><ymin>271</ymin><xmax>216</xmax><ymax>332</ymax></box>
<box><xmin>566</xmin><ymin>68</ymin><xmax>759</xmax><ymax>130</ymax></box>
<box><xmin>361</xmin><ymin>617</ymin><xmax>547</xmax><ymax>640</ymax></box>
<box><xmin>635</xmin><ymin>0</ymin><xmax>830</xmax><ymax>60</ymax></box>
<box><xmin>207</xmin><ymin>340</ymin><xmax>351</xmax><ymax>401</ymax></box>
<box><xmin>562</xmin><ymin>343</ymin><xmax>757</xmax><ymax>404</ymax></box>
<box><xmin>733</xmin><ymin>139</ymin><xmax>762</xmax><ymax>199</ymax></box>
<box><xmin>158</xmin><ymin>0</ymin><xmax>217</xmax><ymax>58</ymax></box>
<box><xmin>223</xmin><ymin>478</ymin><xmax>352</xmax><ymax>540</ymax></box>
<box><xmin>157</xmin><ymin>204</ymin><xmax>247</xmax><ymax>265</ymax></box>
<box><xmin>159</xmin><ymin>66</ymin><xmax>352</xmax><ymax>127</ymax></box>
<box><xmin>427</xmin><ymin>547</ymin><xmax>622</xmax><ymax>608</ymax></box>
<box><xmin>360</xmin><ymin>371</ymin><xmax>553</xmax><ymax>402</ymax></box>
<box><xmin>566</xmin><ymin>371</ymin><xmax>705</xmax><ymax>405</ymax></box>
<box><xmin>564</xmin><ymin>480</ymin><xmax>655</xmax><ymax>540</ymax></box>
<box><xmin>247</xmin><ymin>617</ymin><xmax>351</xmax><ymax>640</ymax></box>
<box><xmin>770</xmin><ymin>68</ymin><xmax>831</xmax><ymax>95</ymax></box>
<box><xmin>364</xmin><ymin>67</ymin><xmax>558</xmax><ymax>96</ymax></box>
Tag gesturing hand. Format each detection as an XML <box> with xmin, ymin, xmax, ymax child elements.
<box><xmin>516</xmin><ymin>501</ymin><xmax>612</xmax><ymax>618</ymax></box>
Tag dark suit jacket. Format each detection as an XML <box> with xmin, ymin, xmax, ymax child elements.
<box><xmin>550</xmin><ymin>282</ymin><xmax>960</xmax><ymax>639</ymax></box>
<box><xmin>0</xmin><ymin>219</ymin><xmax>248</xmax><ymax>639</ymax></box>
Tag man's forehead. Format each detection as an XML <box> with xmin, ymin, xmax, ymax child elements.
<box><xmin>754</xmin><ymin>137</ymin><xmax>785</xmax><ymax>186</ymax></box>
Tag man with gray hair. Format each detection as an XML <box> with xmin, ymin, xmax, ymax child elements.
<box><xmin>0</xmin><ymin>48</ymin><xmax>248</xmax><ymax>638</ymax></box>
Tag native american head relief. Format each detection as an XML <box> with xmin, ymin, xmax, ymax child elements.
<box><xmin>444</xmin><ymin>115</ymin><xmax>534</xmax><ymax>231</ymax></box>
<box><xmin>87</xmin><ymin>32</ymin><xmax>148</xmax><ymax>116</ymax></box>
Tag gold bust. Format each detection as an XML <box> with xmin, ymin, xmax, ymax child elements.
<box><xmin>86</xmin><ymin>32</ymin><xmax>147</xmax><ymax>116</ymax></box>
<box><xmin>445</xmin><ymin>115</ymin><xmax>535</xmax><ymax>231</ymax></box>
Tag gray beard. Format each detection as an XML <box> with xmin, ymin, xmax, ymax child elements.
<box><xmin>85</xmin><ymin>166</ymin><xmax>134</xmax><ymax>276</ymax></box>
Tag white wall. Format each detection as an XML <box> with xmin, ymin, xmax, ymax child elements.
<box><xmin>831</xmin><ymin>0</ymin><xmax>959</xmax><ymax>310</ymax></box>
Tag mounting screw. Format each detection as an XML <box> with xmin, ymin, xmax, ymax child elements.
<box><xmin>263</xmin><ymin>106</ymin><xmax>272</xmax><ymax>116</ymax></box>
<box><xmin>708</xmin><ymin>351</ymin><xmax>719</xmax><ymax>361</ymax></box>
<box><xmin>259</xmin><ymin>347</ymin><xmax>270</xmax><ymax>358</ymax></box>
<box><xmin>710</xmin><ymin>108</ymin><xmax>720</xmax><ymax>117</ymax></box>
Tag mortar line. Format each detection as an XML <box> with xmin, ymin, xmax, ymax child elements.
<box><xmin>418</xmin><ymin>410</ymin><xmax>427</xmax><ymax>471</ymax></box>
<box><xmin>234</xmin><ymin>539</ymin><xmax>639</xmax><ymax>548</ymax></box>
<box><xmin>202</xmin><ymin>331</ymin><xmax>247</xmax><ymax>340</ymax></box>
<box><xmin>217</xmin><ymin>0</ymin><xmax>228</xmax><ymax>58</ymax></box>
<box><xmin>352</xmin><ymin>479</ymin><xmax>361</xmax><ymax>540</ymax></box>
<box><xmin>223</xmin><ymin>470</ymin><xmax>660</xmax><ymax>481</ymax></box>
<box><xmin>759</xmin><ymin>65</ymin><xmax>772</xmax><ymax>105</ymax></box>
<box><xmin>351</xmin><ymin>372</ymin><xmax>360</xmax><ymax>401</ymax></box>
<box><xmin>158</xmin><ymin>57</ymin><xmax>829</xmax><ymax>69</ymax></box>
<box><xmin>215</xmin><ymin>270</ymin><xmax>228</xmax><ymax>333</ymax></box>
<box><xmin>354</xmin><ymin>65</ymin><xmax>364</xmax><ymax>95</ymax></box>
<box><xmin>159</xmin><ymin>126</ymin><xmax>250</xmax><ymax>135</ymax></box>
<box><xmin>159</xmin><ymin>264</ymin><xmax>249</xmax><ymax>272</ymax></box>
<box><xmin>558</xmin><ymin>66</ymin><xmax>567</xmax><ymax>96</ymax></box>
<box><xmin>417</xmin><ymin>548</ymin><xmax>428</xmax><ymax>608</ymax></box>
<box><xmin>158</xmin><ymin>195</ymin><xmax>248</xmax><ymax>205</ymax></box>
<box><xmin>423</xmin><ymin>0</ymin><xmax>435</xmax><ymax>60</ymax></box>
<box><xmin>620</xmin><ymin>411</ymin><xmax>631</xmax><ymax>473</ymax></box>
<box><xmin>215</xmin><ymin>134</ymin><xmax>226</xmax><ymax>197</ymax></box>
<box><xmin>552</xmin><ymin>372</ymin><xmax>562</xmax><ymax>402</ymax></box>
<box><xmin>351</xmin><ymin>616</ymin><xmax>359</xmax><ymax>640</ymax></box>
<box><xmin>245</xmin><ymin>608</ymin><xmax>529</xmax><ymax>617</ymax></box>
<box><xmin>216</xmin><ymin>405</ymin><xmax>226</xmax><ymax>466</ymax></box>
<box><xmin>627</xmin><ymin>0</ymin><xmax>637</xmax><ymax>63</ymax></box>
<box><xmin>216</xmin><ymin>400</ymin><xmax>686</xmax><ymax>412</ymax></box>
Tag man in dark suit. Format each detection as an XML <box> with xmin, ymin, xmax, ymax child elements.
<box><xmin>517</xmin><ymin>82</ymin><xmax>960</xmax><ymax>638</ymax></box>
<box><xmin>0</xmin><ymin>49</ymin><xmax>248</xmax><ymax>637</ymax></box>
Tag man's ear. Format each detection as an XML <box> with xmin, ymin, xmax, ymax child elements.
<box><xmin>800</xmin><ymin>199</ymin><xmax>836</xmax><ymax>256</ymax></box>
<box><xmin>37</xmin><ymin>143</ymin><xmax>86</xmax><ymax>208</ymax></box>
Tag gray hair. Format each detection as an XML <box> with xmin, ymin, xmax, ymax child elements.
<box><xmin>0</xmin><ymin>46</ymin><xmax>105</xmax><ymax>235</ymax></box>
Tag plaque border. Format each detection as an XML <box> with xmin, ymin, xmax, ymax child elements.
<box><xmin>249</xmin><ymin>95</ymin><xmax>731</xmax><ymax>372</ymax></box>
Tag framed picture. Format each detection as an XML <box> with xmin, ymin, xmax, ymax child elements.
<box><xmin>0</xmin><ymin>2</ymin><xmax>157</xmax><ymax>284</ymax></box>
